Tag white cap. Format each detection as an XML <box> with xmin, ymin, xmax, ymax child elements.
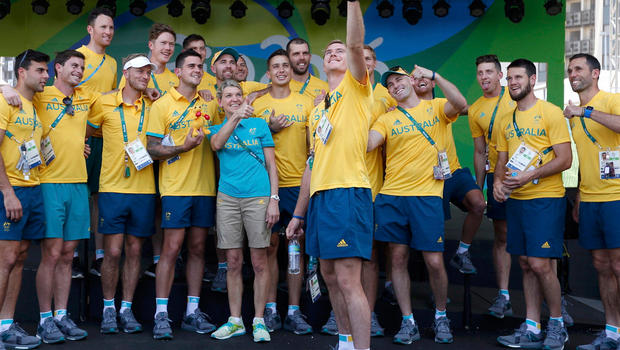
<box><xmin>123</xmin><ymin>56</ymin><xmax>157</xmax><ymax>71</ymax></box>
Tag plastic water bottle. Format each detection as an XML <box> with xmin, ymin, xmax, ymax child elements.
<box><xmin>288</xmin><ymin>239</ymin><xmax>301</xmax><ymax>274</ymax></box>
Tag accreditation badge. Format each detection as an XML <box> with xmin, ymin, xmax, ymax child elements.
<box><xmin>316</xmin><ymin>110</ymin><xmax>333</xmax><ymax>145</ymax></box>
<box><xmin>485</xmin><ymin>144</ymin><xmax>490</xmax><ymax>171</ymax></box>
<box><xmin>23</xmin><ymin>140</ymin><xmax>42</xmax><ymax>169</ymax></box>
<box><xmin>125</xmin><ymin>138</ymin><xmax>153</xmax><ymax>171</ymax></box>
<box><xmin>506</xmin><ymin>143</ymin><xmax>537</xmax><ymax>172</ymax></box>
<box><xmin>162</xmin><ymin>134</ymin><xmax>180</xmax><ymax>165</ymax></box>
<box><xmin>40</xmin><ymin>136</ymin><xmax>55</xmax><ymax>166</ymax></box>
<box><xmin>599</xmin><ymin>150</ymin><xmax>620</xmax><ymax>179</ymax></box>
<box><xmin>433</xmin><ymin>150</ymin><xmax>451</xmax><ymax>180</ymax></box>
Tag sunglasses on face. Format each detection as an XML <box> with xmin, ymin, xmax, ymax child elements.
<box><xmin>62</xmin><ymin>97</ymin><xmax>74</xmax><ymax>116</ymax></box>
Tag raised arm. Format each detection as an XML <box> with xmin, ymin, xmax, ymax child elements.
<box><xmin>412</xmin><ymin>65</ymin><xmax>467</xmax><ymax>117</ymax></box>
<box><xmin>346</xmin><ymin>0</ymin><xmax>367</xmax><ymax>83</ymax></box>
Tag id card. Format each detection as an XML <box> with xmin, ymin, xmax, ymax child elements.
<box><xmin>307</xmin><ymin>272</ymin><xmax>321</xmax><ymax>303</ymax></box>
<box><xmin>125</xmin><ymin>138</ymin><xmax>153</xmax><ymax>171</ymax></box>
<box><xmin>485</xmin><ymin>144</ymin><xmax>490</xmax><ymax>171</ymax></box>
<box><xmin>433</xmin><ymin>150</ymin><xmax>452</xmax><ymax>180</ymax></box>
<box><xmin>316</xmin><ymin>111</ymin><xmax>333</xmax><ymax>145</ymax></box>
<box><xmin>23</xmin><ymin>140</ymin><xmax>41</xmax><ymax>169</ymax></box>
<box><xmin>162</xmin><ymin>134</ymin><xmax>180</xmax><ymax>165</ymax></box>
<box><xmin>599</xmin><ymin>150</ymin><xmax>620</xmax><ymax>179</ymax></box>
<box><xmin>40</xmin><ymin>136</ymin><xmax>55</xmax><ymax>166</ymax></box>
<box><xmin>507</xmin><ymin>143</ymin><xmax>537</xmax><ymax>171</ymax></box>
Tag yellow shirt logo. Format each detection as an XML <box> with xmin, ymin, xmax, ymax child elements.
<box><xmin>541</xmin><ymin>241</ymin><xmax>551</xmax><ymax>248</ymax></box>
<box><xmin>337</xmin><ymin>239</ymin><xmax>348</xmax><ymax>248</ymax></box>
<box><xmin>259</xmin><ymin>199</ymin><xmax>265</xmax><ymax>204</ymax></box>
<box><xmin>437</xmin><ymin>237</ymin><xmax>443</xmax><ymax>243</ymax></box>
<box><xmin>3</xmin><ymin>222</ymin><xmax>10</xmax><ymax>232</ymax></box>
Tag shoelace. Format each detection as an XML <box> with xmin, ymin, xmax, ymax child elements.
<box><xmin>122</xmin><ymin>310</ymin><xmax>138</xmax><ymax>323</ymax></box>
<box><xmin>436</xmin><ymin>318</ymin><xmax>451</xmax><ymax>332</ymax></box>
<box><xmin>546</xmin><ymin>323</ymin><xmax>564</xmax><ymax>341</ymax></box>
<box><xmin>195</xmin><ymin>310</ymin><xmax>213</xmax><ymax>323</ymax></box>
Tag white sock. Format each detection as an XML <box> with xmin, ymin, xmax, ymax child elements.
<box><xmin>456</xmin><ymin>241</ymin><xmax>471</xmax><ymax>254</ymax></box>
<box><xmin>39</xmin><ymin>311</ymin><xmax>52</xmax><ymax>325</ymax></box>
<box><xmin>119</xmin><ymin>301</ymin><xmax>131</xmax><ymax>314</ymax></box>
<box><xmin>230</xmin><ymin>316</ymin><xmax>242</xmax><ymax>325</ymax></box>
<box><xmin>526</xmin><ymin>319</ymin><xmax>541</xmax><ymax>334</ymax></box>
<box><xmin>103</xmin><ymin>298</ymin><xmax>115</xmax><ymax>313</ymax></box>
<box><xmin>95</xmin><ymin>249</ymin><xmax>104</xmax><ymax>260</ymax></box>
<box><xmin>155</xmin><ymin>298</ymin><xmax>168</xmax><ymax>317</ymax></box>
<box><xmin>338</xmin><ymin>334</ymin><xmax>354</xmax><ymax>350</ymax></box>
<box><xmin>186</xmin><ymin>296</ymin><xmax>199</xmax><ymax>316</ymax></box>
<box><xmin>73</xmin><ymin>250</ymin><xmax>79</xmax><ymax>258</ymax></box>
<box><xmin>606</xmin><ymin>324</ymin><xmax>620</xmax><ymax>341</ymax></box>
<box><xmin>288</xmin><ymin>305</ymin><xmax>299</xmax><ymax>317</ymax></box>
<box><xmin>53</xmin><ymin>309</ymin><xmax>66</xmax><ymax>321</ymax></box>
<box><xmin>500</xmin><ymin>289</ymin><xmax>510</xmax><ymax>301</ymax></box>
<box><xmin>253</xmin><ymin>317</ymin><xmax>264</xmax><ymax>325</ymax></box>
<box><xmin>266</xmin><ymin>302</ymin><xmax>277</xmax><ymax>312</ymax></box>
<box><xmin>153</xmin><ymin>255</ymin><xmax>160</xmax><ymax>264</ymax></box>
<box><xmin>403</xmin><ymin>313</ymin><xmax>415</xmax><ymax>325</ymax></box>
<box><xmin>435</xmin><ymin>308</ymin><xmax>446</xmax><ymax>320</ymax></box>
<box><xmin>0</xmin><ymin>319</ymin><xmax>13</xmax><ymax>332</ymax></box>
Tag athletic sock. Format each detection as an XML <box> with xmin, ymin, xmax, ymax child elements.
<box><xmin>119</xmin><ymin>301</ymin><xmax>132</xmax><ymax>314</ymax></box>
<box><xmin>186</xmin><ymin>296</ymin><xmax>199</xmax><ymax>316</ymax></box>
<box><xmin>338</xmin><ymin>334</ymin><xmax>354</xmax><ymax>350</ymax></box>
<box><xmin>218</xmin><ymin>262</ymin><xmax>227</xmax><ymax>270</ymax></box>
<box><xmin>253</xmin><ymin>317</ymin><xmax>265</xmax><ymax>325</ymax></box>
<box><xmin>53</xmin><ymin>309</ymin><xmax>66</xmax><ymax>321</ymax></box>
<box><xmin>526</xmin><ymin>319</ymin><xmax>542</xmax><ymax>334</ymax></box>
<box><xmin>230</xmin><ymin>316</ymin><xmax>242</xmax><ymax>325</ymax></box>
<box><xmin>266</xmin><ymin>302</ymin><xmax>277</xmax><ymax>312</ymax></box>
<box><xmin>95</xmin><ymin>249</ymin><xmax>104</xmax><ymax>260</ymax></box>
<box><xmin>153</xmin><ymin>255</ymin><xmax>160</xmax><ymax>264</ymax></box>
<box><xmin>550</xmin><ymin>316</ymin><xmax>564</xmax><ymax>327</ymax></box>
<box><xmin>288</xmin><ymin>305</ymin><xmax>299</xmax><ymax>317</ymax></box>
<box><xmin>605</xmin><ymin>324</ymin><xmax>620</xmax><ymax>341</ymax></box>
<box><xmin>435</xmin><ymin>309</ymin><xmax>446</xmax><ymax>320</ymax></box>
<box><xmin>155</xmin><ymin>298</ymin><xmax>168</xmax><ymax>317</ymax></box>
<box><xmin>39</xmin><ymin>311</ymin><xmax>52</xmax><ymax>326</ymax></box>
<box><xmin>103</xmin><ymin>298</ymin><xmax>115</xmax><ymax>313</ymax></box>
<box><xmin>0</xmin><ymin>319</ymin><xmax>13</xmax><ymax>332</ymax></box>
<box><xmin>403</xmin><ymin>313</ymin><xmax>415</xmax><ymax>325</ymax></box>
<box><xmin>500</xmin><ymin>289</ymin><xmax>510</xmax><ymax>301</ymax></box>
<box><xmin>73</xmin><ymin>250</ymin><xmax>79</xmax><ymax>258</ymax></box>
<box><xmin>456</xmin><ymin>241</ymin><xmax>471</xmax><ymax>254</ymax></box>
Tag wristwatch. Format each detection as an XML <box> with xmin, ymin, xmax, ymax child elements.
<box><xmin>270</xmin><ymin>194</ymin><xmax>280</xmax><ymax>201</ymax></box>
<box><xmin>583</xmin><ymin>106</ymin><xmax>594</xmax><ymax>118</ymax></box>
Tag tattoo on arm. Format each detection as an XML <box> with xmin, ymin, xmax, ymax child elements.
<box><xmin>146</xmin><ymin>137</ymin><xmax>184</xmax><ymax>160</ymax></box>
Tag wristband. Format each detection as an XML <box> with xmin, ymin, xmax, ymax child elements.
<box><xmin>292</xmin><ymin>215</ymin><xmax>305</xmax><ymax>220</ymax></box>
<box><xmin>583</xmin><ymin>106</ymin><xmax>593</xmax><ymax>118</ymax></box>
<box><xmin>431</xmin><ymin>71</ymin><xmax>436</xmax><ymax>81</ymax></box>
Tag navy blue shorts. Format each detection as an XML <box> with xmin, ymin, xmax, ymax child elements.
<box><xmin>486</xmin><ymin>173</ymin><xmax>507</xmax><ymax>221</ymax></box>
<box><xmin>442</xmin><ymin>167</ymin><xmax>480</xmax><ymax>220</ymax></box>
<box><xmin>506</xmin><ymin>198</ymin><xmax>565</xmax><ymax>258</ymax></box>
<box><xmin>161</xmin><ymin>196</ymin><xmax>215</xmax><ymax>229</ymax></box>
<box><xmin>374</xmin><ymin>194</ymin><xmax>445</xmax><ymax>252</ymax></box>
<box><xmin>272</xmin><ymin>186</ymin><xmax>300</xmax><ymax>233</ymax></box>
<box><xmin>579</xmin><ymin>200</ymin><xmax>620</xmax><ymax>250</ymax></box>
<box><xmin>0</xmin><ymin>186</ymin><xmax>45</xmax><ymax>241</ymax></box>
<box><xmin>99</xmin><ymin>192</ymin><xmax>157</xmax><ymax>237</ymax></box>
<box><xmin>306</xmin><ymin>188</ymin><xmax>373</xmax><ymax>260</ymax></box>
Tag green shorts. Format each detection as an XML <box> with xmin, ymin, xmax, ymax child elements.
<box><xmin>41</xmin><ymin>183</ymin><xmax>90</xmax><ymax>240</ymax></box>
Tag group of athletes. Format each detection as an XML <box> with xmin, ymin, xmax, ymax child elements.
<box><xmin>0</xmin><ymin>1</ymin><xmax>617</xmax><ymax>350</ymax></box>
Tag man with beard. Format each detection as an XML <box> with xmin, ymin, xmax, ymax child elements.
<box><xmin>87</xmin><ymin>54</ymin><xmax>157</xmax><ymax>335</ymax></box>
<box><xmin>564</xmin><ymin>53</ymin><xmax>620</xmax><ymax>350</ymax></box>
<box><xmin>494</xmin><ymin>59</ymin><xmax>572</xmax><ymax>350</ymax></box>
<box><xmin>286</xmin><ymin>38</ymin><xmax>328</xmax><ymax>101</ymax></box>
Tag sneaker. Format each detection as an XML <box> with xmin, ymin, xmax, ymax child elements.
<box><xmin>433</xmin><ymin>316</ymin><xmax>454</xmax><ymax>344</ymax></box>
<box><xmin>393</xmin><ymin>319</ymin><xmax>420</xmax><ymax>345</ymax></box>
<box><xmin>119</xmin><ymin>309</ymin><xmax>142</xmax><ymax>334</ymax></box>
<box><xmin>321</xmin><ymin>311</ymin><xmax>338</xmax><ymax>336</ymax></box>
<box><xmin>543</xmin><ymin>319</ymin><xmax>568</xmax><ymax>350</ymax></box>
<box><xmin>181</xmin><ymin>309</ymin><xmax>216</xmax><ymax>334</ymax></box>
<box><xmin>264</xmin><ymin>308</ymin><xmax>281</xmax><ymax>333</ymax></box>
<box><xmin>54</xmin><ymin>316</ymin><xmax>87</xmax><ymax>341</ymax></box>
<box><xmin>89</xmin><ymin>258</ymin><xmax>102</xmax><ymax>277</ymax></box>
<box><xmin>497</xmin><ymin>322</ymin><xmax>544</xmax><ymax>348</ymax></box>
<box><xmin>202</xmin><ymin>266</ymin><xmax>215</xmax><ymax>282</ymax></box>
<box><xmin>576</xmin><ymin>331</ymin><xmax>619</xmax><ymax>350</ymax></box>
<box><xmin>370</xmin><ymin>312</ymin><xmax>385</xmax><ymax>337</ymax></box>
<box><xmin>211</xmin><ymin>268</ymin><xmax>227</xmax><ymax>293</ymax></box>
<box><xmin>36</xmin><ymin>318</ymin><xmax>65</xmax><ymax>344</ymax></box>
<box><xmin>252</xmin><ymin>320</ymin><xmax>271</xmax><ymax>343</ymax></box>
<box><xmin>211</xmin><ymin>317</ymin><xmax>246</xmax><ymax>340</ymax></box>
<box><xmin>152</xmin><ymin>312</ymin><xmax>173</xmax><ymax>340</ymax></box>
<box><xmin>1</xmin><ymin>322</ymin><xmax>41</xmax><ymax>349</ymax></box>
<box><xmin>382</xmin><ymin>283</ymin><xmax>397</xmax><ymax>306</ymax></box>
<box><xmin>488</xmin><ymin>294</ymin><xmax>513</xmax><ymax>319</ymax></box>
<box><xmin>561</xmin><ymin>296</ymin><xmax>574</xmax><ymax>328</ymax></box>
<box><xmin>100</xmin><ymin>308</ymin><xmax>119</xmax><ymax>334</ymax></box>
<box><xmin>144</xmin><ymin>262</ymin><xmax>157</xmax><ymax>278</ymax></box>
<box><xmin>71</xmin><ymin>257</ymin><xmax>83</xmax><ymax>279</ymax></box>
<box><xmin>283</xmin><ymin>310</ymin><xmax>312</xmax><ymax>335</ymax></box>
<box><xmin>450</xmin><ymin>251</ymin><xmax>477</xmax><ymax>274</ymax></box>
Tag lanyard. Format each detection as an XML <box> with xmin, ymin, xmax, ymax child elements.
<box><xmin>77</xmin><ymin>56</ymin><xmax>105</xmax><ymax>87</ymax></box>
<box><xmin>396</xmin><ymin>106</ymin><xmax>438</xmax><ymax>150</ymax></box>
<box><xmin>232</xmin><ymin>131</ymin><xmax>266</xmax><ymax>168</ymax></box>
<box><xmin>579</xmin><ymin>117</ymin><xmax>605</xmax><ymax>149</ymax></box>
<box><xmin>119</xmin><ymin>100</ymin><xmax>146</xmax><ymax>144</ymax></box>
<box><xmin>47</xmin><ymin>97</ymin><xmax>72</xmax><ymax>134</ymax></box>
<box><xmin>512</xmin><ymin>108</ymin><xmax>553</xmax><ymax>156</ymax></box>
<box><xmin>150</xmin><ymin>72</ymin><xmax>163</xmax><ymax>95</ymax></box>
<box><xmin>170</xmin><ymin>98</ymin><xmax>198</xmax><ymax>130</ymax></box>
<box><xmin>487</xmin><ymin>87</ymin><xmax>505</xmax><ymax>141</ymax></box>
<box><xmin>5</xmin><ymin>106</ymin><xmax>38</xmax><ymax>144</ymax></box>
<box><xmin>299</xmin><ymin>75</ymin><xmax>311</xmax><ymax>95</ymax></box>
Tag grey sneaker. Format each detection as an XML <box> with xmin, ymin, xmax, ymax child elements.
<box><xmin>321</xmin><ymin>310</ymin><xmax>338</xmax><ymax>336</ymax></box>
<box><xmin>54</xmin><ymin>316</ymin><xmax>87</xmax><ymax>341</ymax></box>
<box><xmin>543</xmin><ymin>319</ymin><xmax>568</xmax><ymax>350</ymax></box>
<box><xmin>497</xmin><ymin>322</ymin><xmax>544</xmax><ymax>348</ymax></box>
<box><xmin>100</xmin><ymin>308</ymin><xmax>119</xmax><ymax>334</ymax></box>
<box><xmin>1</xmin><ymin>322</ymin><xmax>41</xmax><ymax>349</ymax></box>
<box><xmin>264</xmin><ymin>308</ymin><xmax>282</xmax><ymax>332</ymax></box>
<box><xmin>119</xmin><ymin>309</ymin><xmax>142</xmax><ymax>334</ymax></box>
<box><xmin>489</xmin><ymin>294</ymin><xmax>513</xmax><ymax>319</ymax></box>
<box><xmin>153</xmin><ymin>312</ymin><xmax>173</xmax><ymax>340</ymax></box>
<box><xmin>393</xmin><ymin>319</ymin><xmax>420</xmax><ymax>345</ymax></box>
<box><xmin>561</xmin><ymin>297</ymin><xmax>574</xmax><ymax>327</ymax></box>
<box><xmin>181</xmin><ymin>309</ymin><xmax>216</xmax><ymax>334</ymax></box>
<box><xmin>450</xmin><ymin>251</ymin><xmax>477</xmax><ymax>274</ymax></box>
<box><xmin>211</xmin><ymin>268</ymin><xmax>227</xmax><ymax>293</ymax></box>
<box><xmin>370</xmin><ymin>312</ymin><xmax>384</xmax><ymax>337</ymax></box>
<box><xmin>283</xmin><ymin>310</ymin><xmax>312</xmax><ymax>335</ymax></box>
<box><xmin>433</xmin><ymin>316</ymin><xmax>454</xmax><ymax>344</ymax></box>
<box><xmin>576</xmin><ymin>331</ymin><xmax>619</xmax><ymax>350</ymax></box>
<box><xmin>36</xmin><ymin>318</ymin><xmax>64</xmax><ymax>344</ymax></box>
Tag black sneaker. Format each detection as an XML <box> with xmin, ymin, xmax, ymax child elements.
<box><xmin>144</xmin><ymin>262</ymin><xmax>157</xmax><ymax>278</ymax></box>
<box><xmin>89</xmin><ymin>258</ymin><xmax>102</xmax><ymax>277</ymax></box>
<box><xmin>71</xmin><ymin>257</ymin><xmax>84</xmax><ymax>279</ymax></box>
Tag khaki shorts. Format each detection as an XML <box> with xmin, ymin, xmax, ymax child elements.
<box><xmin>216</xmin><ymin>192</ymin><xmax>270</xmax><ymax>249</ymax></box>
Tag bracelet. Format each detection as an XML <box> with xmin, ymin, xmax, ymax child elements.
<box><xmin>292</xmin><ymin>215</ymin><xmax>305</xmax><ymax>220</ymax></box>
<box><xmin>583</xmin><ymin>106</ymin><xmax>593</xmax><ymax>118</ymax></box>
<box><xmin>431</xmin><ymin>71</ymin><xmax>436</xmax><ymax>80</ymax></box>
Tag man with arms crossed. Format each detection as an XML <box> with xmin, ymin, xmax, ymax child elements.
<box><xmin>564</xmin><ymin>53</ymin><xmax>620</xmax><ymax>350</ymax></box>
<box><xmin>494</xmin><ymin>59</ymin><xmax>571</xmax><ymax>350</ymax></box>
<box><xmin>87</xmin><ymin>54</ymin><xmax>157</xmax><ymax>335</ymax></box>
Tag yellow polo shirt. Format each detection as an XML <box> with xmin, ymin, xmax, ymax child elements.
<box><xmin>290</xmin><ymin>75</ymin><xmax>328</xmax><ymax>101</ymax></box>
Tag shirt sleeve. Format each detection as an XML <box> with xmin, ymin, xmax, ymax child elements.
<box><xmin>206</xmin><ymin>123</ymin><xmax>222</xmax><ymax>140</ymax></box>
<box><xmin>87</xmin><ymin>96</ymin><xmax>104</xmax><ymax>128</ymax></box>
<box><xmin>496</xmin><ymin>118</ymin><xmax>509</xmax><ymax>152</ymax></box>
<box><xmin>0</xmin><ymin>100</ymin><xmax>11</xmax><ymax>130</ymax></box>
<box><xmin>259</xmin><ymin>120</ymin><xmax>275</xmax><ymax>148</ymax></box>
<box><xmin>371</xmin><ymin>113</ymin><xmax>388</xmax><ymax>139</ymax></box>
<box><xmin>468</xmin><ymin>104</ymin><xmax>484</xmax><ymax>138</ymax></box>
<box><xmin>146</xmin><ymin>100</ymin><xmax>166</xmax><ymax>138</ymax></box>
<box><xmin>607</xmin><ymin>93</ymin><xmax>620</xmax><ymax>115</ymax></box>
<box><xmin>545</xmin><ymin>104</ymin><xmax>571</xmax><ymax>146</ymax></box>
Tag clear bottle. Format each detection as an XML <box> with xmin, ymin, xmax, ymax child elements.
<box><xmin>288</xmin><ymin>239</ymin><xmax>301</xmax><ymax>274</ymax></box>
